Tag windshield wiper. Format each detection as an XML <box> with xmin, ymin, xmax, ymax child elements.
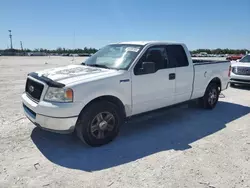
<box><xmin>88</xmin><ymin>64</ymin><xmax>111</xmax><ymax>69</ymax></box>
<box><xmin>81</xmin><ymin>62</ymin><xmax>100</xmax><ymax>67</ymax></box>
<box><xmin>81</xmin><ymin>63</ymin><xmax>119</xmax><ymax>70</ymax></box>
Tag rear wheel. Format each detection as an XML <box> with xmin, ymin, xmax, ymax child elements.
<box><xmin>76</xmin><ymin>101</ymin><xmax>122</xmax><ymax>147</ymax></box>
<box><xmin>200</xmin><ymin>83</ymin><xmax>219</xmax><ymax>109</ymax></box>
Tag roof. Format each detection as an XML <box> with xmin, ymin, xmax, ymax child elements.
<box><xmin>119</xmin><ymin>41</ymin><xmax>158</xmax><ymax>45</ymax></box>
<box><xmin>118</xmin><ymin>41</ymin><xmax>182</xmax><ymax>46</ymax></box>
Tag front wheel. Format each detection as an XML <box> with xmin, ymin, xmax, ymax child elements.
<box><xmin>200</xmin><ymin>83</ymin><xmax>219</xmax><ymax>109</ymax></box>
<box><xmin>76</xmin><ymin>101</ymin><xmax>122</xmax><ymax>147</ymax></box>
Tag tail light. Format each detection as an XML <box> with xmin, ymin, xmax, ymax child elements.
<box><xmin>228</xmin><ymin>65</ymin><xmax>231</xmax><ymax>77</ymax></box>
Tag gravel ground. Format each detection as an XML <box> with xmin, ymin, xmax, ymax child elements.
<box><xmin>0</xmin><ymin>56</ymin><xmax>250</xmax><ymax>188</ymax></box>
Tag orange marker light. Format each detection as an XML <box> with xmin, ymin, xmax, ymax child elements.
<box><xmin>228</xmin><ymin>65</ymin><xmax>231</xmax><ymax>77</ymax></box>
<box><xmin>65</xmin><ymin>88</ymin><xmax>73</xmax><ymax>101</ymax></box>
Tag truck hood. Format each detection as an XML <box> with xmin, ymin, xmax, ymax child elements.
<box><xmin>231</xmin><ymin>62</ymin><xmax>250</xmax><ymax>67</ymax></box>
<box><xmin>35</xmin><ymin>64</ymin><xmax>122</xmax><ymax>85</ymax></box>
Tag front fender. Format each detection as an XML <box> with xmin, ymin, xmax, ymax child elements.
<box><xmin>72</xmin><ymin>76</ymin><xmax>132</xmax><ymax>116</ymax></box>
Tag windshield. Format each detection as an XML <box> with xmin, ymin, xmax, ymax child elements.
<box><xmin>82</xmin><ymin>44</ymin><xmax>143</xmax><ymax>70</ymax></box>
<box><xmin>239</xmin><ymin>55</ymin><xmax>250</xmax><ymax>63</ymax></box>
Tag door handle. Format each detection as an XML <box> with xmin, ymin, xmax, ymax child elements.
<box><xmin>169</xmin><ymin>73</ymin><xmax>175</xmax><ymax>80</ymax></box>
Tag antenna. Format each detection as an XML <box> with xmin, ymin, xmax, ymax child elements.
<box><xmin>8</xmin><ymin>30</ymin><xmax>13</xmax><ymax>49</ymax></box>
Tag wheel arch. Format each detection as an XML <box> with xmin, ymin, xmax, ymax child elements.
<box><xmin>208</xmin><ymin>77</ymin><xmax>222</xmax><ymax>92</ymax></box>
<box><xmin>79</xmin><ymin>95</ymin><xmax>127</xmax><ymax>119</ymax></box>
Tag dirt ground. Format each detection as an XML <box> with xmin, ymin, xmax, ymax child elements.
<box><xmin>0</xmin><ymin>56</ymin><xmax>249</xmax><ymax>188</ymax></box>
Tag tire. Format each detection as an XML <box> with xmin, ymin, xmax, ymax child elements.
<box><xmin>230</xmin><ymin>83</ymin><xmax>235</xmax><ymax>87</ymax></box>
<box><xmin>76</xmin><ymin>101</ymin><xmax>122</xmax><ymax>147</ymax></box>
<box><xmin>200</xmin><ymin>83</ymin><xmax>219</xmax><ymax>109</ymax></box>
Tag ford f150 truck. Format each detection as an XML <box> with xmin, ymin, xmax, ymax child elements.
<box><xmin>230</xmin><ymin>54</ymin><xmax>250</xmax><ymax>86</ymax></box>
<box><xmin>22</xmin><ymin>41</ymin><xmax>230</xmax><ymax>146</ymax></box>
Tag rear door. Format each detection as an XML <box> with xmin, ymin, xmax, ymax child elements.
<box><xmin>166</xmin><ymin>45</ymin><xmax>193</xmax><ymax>103</ymax></box>
<box><xmin>131</xmin><ymin>45</ymin><xmax>176</xmax><ymax>115</ymax></box>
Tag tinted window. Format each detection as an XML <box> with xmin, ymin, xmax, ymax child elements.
<box><xmin>134</xmin><ymin>46</ymin><xmax>169</xmax><ymax>75</ymax></box>
<box><xmin>239</xmin><ymin>55</ymin><xmax>250</xmax><ymax>63</ymax></box>
<box><xmin>166</xmin><ymin>45</ymin><xmax>189</xmax><ymax>67</ymax></box>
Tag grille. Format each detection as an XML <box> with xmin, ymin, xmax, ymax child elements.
<box><xmin>25</xmin><ymin>78</ymin><xmax>44</xmax><ymax>102</ymax></box>
<box><xmin>232</xmin><ymin>67</ymin><xmax>250</xmax><ymax>76</ymax></box>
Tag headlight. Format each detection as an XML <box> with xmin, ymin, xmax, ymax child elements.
<box><xmin>44</xmin><ymin>87</ymin><xmax>73</xmax><ymax>102</ymax></box>
<box><xmin>232</xmin><ymin>67</ymin><xmax>237</xmax><ymax>74</ymax></box>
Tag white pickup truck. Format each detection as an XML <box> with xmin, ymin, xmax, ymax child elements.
<box><xmin>230</xmin><ymin>54</ymin><xmax>250</xmax><ymax>86</ymax></box>
<box><xmin>22</xmin><ymin>41</ymin><xmax>230</xmax><ymax>146</ymax></box>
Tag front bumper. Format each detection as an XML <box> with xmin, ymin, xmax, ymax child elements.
<box><xmin>230</xmin><ymin>79</ymin><xmax>250</xmax><ymax>85</ymax></box>
<box><xmin>22</xmin><ymin>93</ymin><xmax>78</xmax><ymax>133</ymax></box>
<box><xmin>230</xmin><ymin>72</ymin><xmax>250</xmax><ymax>85</ymax></box>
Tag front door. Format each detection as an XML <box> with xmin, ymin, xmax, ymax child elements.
<box><xmin>131</xmin><ymin>45</ymin><xmax>176</xmax><ymax>115</ymax></box>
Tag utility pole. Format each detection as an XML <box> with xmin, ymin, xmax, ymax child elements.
<box><xmin>8</xmin><ymin>30</ymin><xmax>13</xmax><ymax>49</ymax></box>
<box><xmin>20</xmin><ymin>41</ymin><xmax>23</xmax><ymax>51</ymax></box>
<box><xmin>72</xmin><ymin>30</ymin><xmax>75</xmax><ymax>62</ymax></box>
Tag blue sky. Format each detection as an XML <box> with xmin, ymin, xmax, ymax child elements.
<box><xmin>0</xmin><ymin>0</ymin><xmax>249</xmax><ymax>50</ymax></box>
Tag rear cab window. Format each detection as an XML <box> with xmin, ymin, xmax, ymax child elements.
<box><xmin>166</xmin><ymin>45</ymin><xmax>189</xmax><ymax>67</ymax></box>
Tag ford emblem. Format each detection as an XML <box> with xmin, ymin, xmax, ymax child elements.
<box><xmin>29</xmin><ymin>85</ymin><xmax>34</xmax><ymax>92</ymax></box>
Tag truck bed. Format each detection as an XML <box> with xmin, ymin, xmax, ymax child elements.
<box><xmin>191</xmin><ymin>59</ymin><xmax>230</xmax><ymax>100</ymax></box>
<box><xmin>192</xmin><ymin>58</ymin><xmax>229</xmax><ymax>64</ymax></box>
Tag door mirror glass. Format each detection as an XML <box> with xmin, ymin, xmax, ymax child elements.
<box><xmin>140</xmin><ymin>62</ymin><xmax>156</xmax><ymax>74</ymax></box>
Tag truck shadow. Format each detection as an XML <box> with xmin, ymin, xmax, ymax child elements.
<box><xmin>31</xmin><ymin>101</ymin><xmax>250</xmax><ymax>172</ymax></box>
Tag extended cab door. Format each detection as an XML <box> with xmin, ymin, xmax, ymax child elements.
<box><xmin>131</xmin><ymin>45</ymin><xmax>176</xmax><ymax>115</ymax></box>
<box><xmin>166</xmin><ymin>45</ymin><xmax>193</xmax><ymax>103</ymax></box>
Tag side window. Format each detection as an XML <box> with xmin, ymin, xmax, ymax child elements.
<box><xmin>134</xmin><ymin>46</ymin><xmax>169</xmax><ymax>75</ymax></box>
<box><xmin>166</xmin><ymin>45</ymin><xmax>189</xmax><ymax>67</ymax></box>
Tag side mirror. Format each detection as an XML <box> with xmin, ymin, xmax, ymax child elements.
<box><xmin>141</xmin><ymin>62</ymin><xmax>156</xmax><ymax>74</ymax></box>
